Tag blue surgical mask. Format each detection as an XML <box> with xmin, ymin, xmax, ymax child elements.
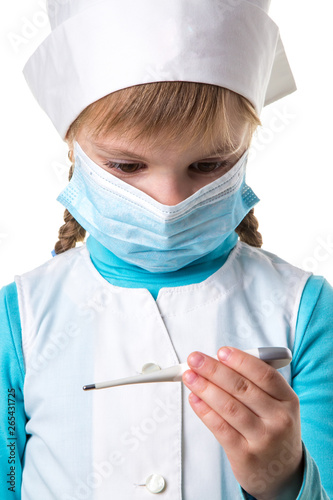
<box><xmin>56</xmin><ymin>142</ymin><xmax>259</xmax><ymax>272</ymax></box>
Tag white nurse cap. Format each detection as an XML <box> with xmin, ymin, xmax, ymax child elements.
<box><xmin>23</xmin><ymin>0</ymin><xmax>296</xmax><ymax>140</ymax></box>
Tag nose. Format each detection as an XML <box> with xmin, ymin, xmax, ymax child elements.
<box><xmin>145</xmin><ymin>174</ymin><xmax>195</xmax><ymax>205</ymax></box>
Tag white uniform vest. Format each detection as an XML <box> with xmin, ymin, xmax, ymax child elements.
<box><xmin>15</xmin><ymin>242</ymin><xmax>311</xmax><ymax>500</ymax></box>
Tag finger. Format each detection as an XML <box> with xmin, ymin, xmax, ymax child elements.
<box><xmin>183</xmin><ymin>369</ymin><xmax>264</xmax><ymax>441</ymax></box>
<box><xmin>217</xmin><ymin>347</ymin><xmax>294</xmax><ymax>401</ymax></box>
<box><xmin>187</xmin><ymin>390</ymin><xmax>248</xmax><ymax>455</ymax></box>
<box><xmin>186</xmin><ymin>352</ymin><xmax>278</xmax><ymax>418</ymax></box>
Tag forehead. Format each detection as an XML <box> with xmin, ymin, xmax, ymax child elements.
<box><xmin>83</xmin><ymin>130</ymin><xmax>248</xmax><ymax>161</ymax></box>
<box><xmin>81</xmin><ymin>115</ymin><xmax>250</xmax><ymax>156</ymax></box>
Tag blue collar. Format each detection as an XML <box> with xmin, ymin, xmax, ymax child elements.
<box><xmin>86</xmin><ymin>232</ymin><xmax>238</xmax><ymax>300</ymax></box>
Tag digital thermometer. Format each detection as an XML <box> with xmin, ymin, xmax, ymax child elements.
<box><xmin>83</xmin><ymin>346</ymin><xmax>292</xmax><ymax>391</ymax></box>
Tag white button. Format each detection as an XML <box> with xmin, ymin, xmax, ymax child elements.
<box><xmin>145</xmin><ymin>474</ymin><xmax>166</xmax><ymax>494</ymax></box>
<box><xmin>141</xmin><ymin>363</ymin><xmax>161</xmax><ymax>374</ymax></box>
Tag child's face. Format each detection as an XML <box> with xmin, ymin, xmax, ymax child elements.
<box><xmin>76</xmin><ymin>122</ymin><xmax>250</xmax><ymax>206</ymax></box>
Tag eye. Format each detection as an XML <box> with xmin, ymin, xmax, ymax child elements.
<box><xmin>102</xmin><ymin>159</ymin><xmax>232</xmax><ymax>175</ymax></box>
<box><xmin>191</xmin><ymin>161</ymin><xmax>231</xmax><ymax>173</ymax></box>
<box><xmin>103</xmin><ymin>161</ymin><xmax>144</xmax><ymax>173</ymax></box>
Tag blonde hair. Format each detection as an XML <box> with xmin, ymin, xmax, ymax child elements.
<box><xmin>55</xmin><ymin>82</ymin><xmax>262</xmax><ymax>255</ymax></box>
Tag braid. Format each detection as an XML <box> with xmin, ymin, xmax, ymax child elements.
<box><xmin>235</xmin><ymin>208</ymin><xmax>263</xmax><ymax>248</ymax></box>
<box><xmin>54</xmin><ymin>156</ymin><xmax>86</xmax><ymax>255</ymax></box>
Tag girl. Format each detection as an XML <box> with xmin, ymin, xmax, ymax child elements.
<box><xmin>1</xmin><ymin>1</ymin><xmax>332</xmax><ymax>499</ymax></box>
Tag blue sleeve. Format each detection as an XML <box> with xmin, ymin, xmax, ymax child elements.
<box><xmin>241</xmin><ymin>275</ymin><xmax>332</xmax><ymax>500</ymax></box>
<box><xmin>0</xmin><ymin>283</ymin><xmax>26</xmax><ymax>499</ymax></box>
<box><xmin>291</xmin><ymin>276</ymin><xmax>333</xmax><ymax>499</ymax></box>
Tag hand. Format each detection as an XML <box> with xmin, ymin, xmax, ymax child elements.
<box><xmin>182</xmin><ymin>347</ymin><xmax>304</xmax><ymax>500</ymax></box>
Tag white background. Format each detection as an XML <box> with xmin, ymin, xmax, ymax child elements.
<box><xmin>0</xmin><ymin>0</ymin><xmax>332</xmax><ymax>288</ymax></box>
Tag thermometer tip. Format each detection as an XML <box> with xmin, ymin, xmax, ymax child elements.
<box><xmin>83</xmin><ymin>384</ymin><xmax>96</xmax><ymax>391</ymax></box>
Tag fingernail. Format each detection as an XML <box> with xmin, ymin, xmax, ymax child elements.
<box><xmin>189</xmin><ymin>393</ymin><xmax>201</xmax><ymax>404</ymax></box>
<box><xmin>188</xmin><ymin>352</ymin><xmax>204</xmax><ymax>368</ymax></box>
<box><xmin>183</xmin><ymin>370</ymin><xmax>198</xmax><ymax>385</ymax></box>
<box><xmin>218</xmin><ymin>347</ymin><xmax>232</xmax><ymax>361</ymax></box>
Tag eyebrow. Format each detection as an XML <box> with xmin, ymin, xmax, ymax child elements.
<box><xmin>95</xmin><ymin>145</ymin><xmax>151</xmax><ymax>161</ymax></box>
<box><xmin>94</xmin><ymin>143</ymin><xmax>237</xmax><ymax>161</ymax></box>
